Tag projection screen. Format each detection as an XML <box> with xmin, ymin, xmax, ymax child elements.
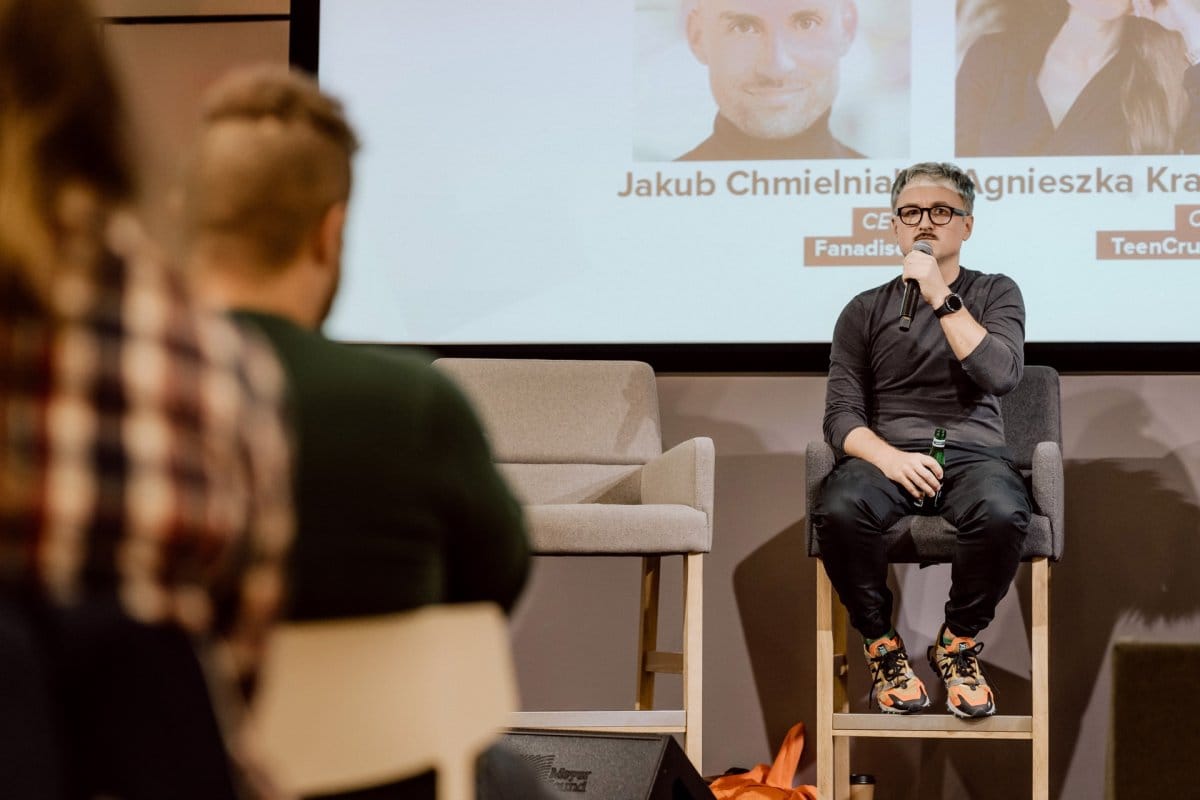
<box><xmin>298</xmin><ymin>0</ymin><xmax>1200</xmax><ymax>369</ymax></box>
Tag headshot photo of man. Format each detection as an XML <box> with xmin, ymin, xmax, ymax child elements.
<box><xmin>682</xmin><ymin>0</ymin><xmax>858</xmax><ymax>159</ymax></box>
<box><xmin>633</xmin><ymin>0</ymin><xmax>909</xmax><ymax>161</ymax></box>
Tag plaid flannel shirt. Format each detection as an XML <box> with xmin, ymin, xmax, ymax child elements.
<box><xmin>0</xmin><ymin>214</ymin><xmax>293</xmax><ymax>690</ymax></box>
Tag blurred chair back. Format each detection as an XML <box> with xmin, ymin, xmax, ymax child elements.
<box><xmin>251</xmin><ymin>603</ymin><xmax>516</xmax><ymax>800</ymax></box>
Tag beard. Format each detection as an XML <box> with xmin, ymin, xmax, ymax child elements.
<box><xmin>719</xmin><ymin>73</ymin><xmax>839</xmax><ymax>140</ymax></box>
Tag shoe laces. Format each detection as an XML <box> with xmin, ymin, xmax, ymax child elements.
<box><xmin>939</xmin><ymin>640</ymin><xmax>985</xmax><ymax>685</ymax></box>
<box><xmin>870</xmin><ymin>646</ymin><xmax>912</xmax><ymax>687</ymax></box>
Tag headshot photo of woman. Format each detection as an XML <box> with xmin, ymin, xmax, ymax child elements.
<box><xmin>956</xmin><ymin>0</ymin><xmax>1200</xmax><ymax>156</ymax></box>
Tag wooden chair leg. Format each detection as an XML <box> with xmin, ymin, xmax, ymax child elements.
<box><xmin>835</xmin><ymin>734</ymin><xmax>850</xmax><ymax>800</ymax></box>
<box><xmin>1031</xmin><ymin>558</ymin><xmax>1050</xmax><ymax>800</ymax></box>
<box><xmin>816</xmin><ymin>560</ymin><xmax>834</xmax><ymax>799</ymax></box>
<box><xmin>636</xmin><ymin>556</ymin><xmax>661</xmax><ymax>711</ymax></box>
<box><xmin>683</xmin><ymin>553</ymin><xmax>703</xmax><ymax>769</ymax></box>
<box><xmin>436</xmin><ymin>757</ymin><xmax>471</xmax><ymax>800</ymax></box>
<box><xmin>832</xmin><ymin>577</ymin><xmax>849</xmax><ymax>799</ymax></box>
<box><xmin>817</xmin><ymin>559</ymin><xmax>850</xmax><ymax>800</ymax></box>
<box><xmin>635</xmin><ymin>554</ymin><xmax>702</xmax><ymax>770</ymax></box>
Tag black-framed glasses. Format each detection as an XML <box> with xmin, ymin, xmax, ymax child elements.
<box><xmin>895</xmin><ymin>205</ymin><xmax>968</xmax><ymax>226</ymax></box>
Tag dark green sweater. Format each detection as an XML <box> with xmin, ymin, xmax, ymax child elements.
<box><xmin>233</xmin><ymin>311</ymin><xmax>529</xmax><ymax>621</ymax></box>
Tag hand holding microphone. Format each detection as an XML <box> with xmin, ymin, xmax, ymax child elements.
<box><xmin>898</xmin><ymin>240</ymin><xmax>934</xmax><ymax>332</ymax></box>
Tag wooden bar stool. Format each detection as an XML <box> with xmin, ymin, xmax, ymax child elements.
<box><xmin>434</xmin><ymin>358</ymin><xmax>714</xmax><ymax>769</ymax></box>
<box><xmin>806</xmin><ymin>366</ymin><xmax>1064</xmax><ymax>799</ymax></box>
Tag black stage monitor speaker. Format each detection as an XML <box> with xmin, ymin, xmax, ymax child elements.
<box><xmin>500</xmin><ymin>729</ymin><xmax>714</xmax><ymax>800</ymax></box>
<box><xmin>1109</xmin><ymin>641</ymin><xmax>1200</xmax><ymax>799</ymax></box>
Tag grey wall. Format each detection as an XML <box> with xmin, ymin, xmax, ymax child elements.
<box><xmin>103</xmin><ymin>9</ymin><xmax>1200</xmax><ymax>798</ymax></box>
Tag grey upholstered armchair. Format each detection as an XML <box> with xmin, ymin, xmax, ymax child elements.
<box><xmin>805</xmin><ymin>364</ymin><xmax>1064</xmax><ymax>800</ymax></box>
<box><xmin>433</xmin><ymin>358</ymin><xmax>714</xmax><ymax>768</ymax></box>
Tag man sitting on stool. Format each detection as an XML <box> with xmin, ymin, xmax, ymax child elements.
<box><xmin>813</xmin><ymin>162</ymin><xmax>1032</xmax><ymax>719</ymax></box>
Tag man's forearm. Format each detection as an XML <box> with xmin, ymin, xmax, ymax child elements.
<box><xmin>929</xmin><ymin>288</ymin><xmax>987</xmax><ymax>361</ymax></box>
<box><xmin>843</xmin><ymin>426</ymin><xmax>900</xmax><ymax>469</ymax></box>
<box><xmin>931</xmin><ymin>290</ymin><xmax>1021</xmax><ymax>395</ymax></box>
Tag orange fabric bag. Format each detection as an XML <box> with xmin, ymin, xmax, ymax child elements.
<box><xmin>708</xmin><ymin>722</ymin><xmax>820</xmax><ymax>800</ymax></box>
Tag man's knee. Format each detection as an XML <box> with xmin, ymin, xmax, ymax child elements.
<box><xmin>815</xmin><ymin>483</ymin><xmax>862</xmax><ymax>531</ymax></box>
<box><xmin>968</xmin><ymin>493</ymin><xmax>1031</xmax><ymax>540</ymax></box>
<box><xmin>815</xmin><ymin>460</ymin><xmax>893</xmax><ymax>533</ymax></box>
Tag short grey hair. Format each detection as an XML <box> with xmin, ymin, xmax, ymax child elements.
<box><xmin>890</xmin><ymin>162</ymin><xmax>976</xmax><ymax>215</ymax></box>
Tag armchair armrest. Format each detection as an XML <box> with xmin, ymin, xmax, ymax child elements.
<box><xmin>1031</xmin><ymin>441</ymin><xmax>1065</xmax><ymax>561</ymax></box>
<box><xmin>806</xmin><ymin>442</ymin><xmax>836</xmax><ymax>506</ymax></box>
<box><xmin>805</xmin><ymin>441</ymin><xmax>836</xmax><ymax>557</ymax></box>
<box><xmin>641</xmin><ymin>437</ymin><xmax>715</xmax><ymax>522</ymax></box>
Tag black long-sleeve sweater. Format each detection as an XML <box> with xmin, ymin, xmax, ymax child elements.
<box><xmin>823</xmin><ymin>267</ymin><xmax>1026</xmax><ymax>453</ymax></box>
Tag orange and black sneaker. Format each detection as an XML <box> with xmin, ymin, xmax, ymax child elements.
<box><xmin>865</xmin><ymin>633</ymin><xmax>930</xmax><ymax>714</ymax></box>
<box><xmin>927</xmin><ymin>626</ymin><xmax>996</xmax><ymax>719</ymax></box>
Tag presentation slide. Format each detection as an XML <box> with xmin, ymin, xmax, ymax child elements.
<box><xmin>317</xmin><ymin>0</ymin><xmax>1200</xmax><ymax>345</ymax></box>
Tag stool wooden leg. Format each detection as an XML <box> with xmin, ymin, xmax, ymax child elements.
<box><xmin>817</xmin><ymin>559</ymin><xmax>849</xmax><ymax>799</ymax></box>
<box><xmin>835</xmin><ymin>736</ymin><xmax>851</xmax><ymax>800</ymax></box>
<box><xmin>1031</xmin><ymin>558</ymin><xmax>1050</xmax><ymax>800</ymax></box>
<box><xmin>635</xmin><ymin>554</ymin><xmax>702</xmax><ymax>770</ymax></box>
<box><xmin>832</xmin><ymin>576</ymin><xmax>849</xmax><ymax>800</ymax></box>
<box><xmin>636</xmin><ymin>556</ymin><xmax>661</xmax><ymax>711</ymax></box>
<box><xmin>436</xmin><ymin>757</ymin><xmax>471</xmax><ymax>800</ymax></box>
<box><xmin>683</xmin><ymin>553</ymin><xmax>703</xmax><ymax>769</ymax></box>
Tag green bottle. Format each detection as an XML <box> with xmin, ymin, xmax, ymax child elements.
<box><xmin>913</xmin><ymin>427</ymin><xmax>947</xmax><ymax>509</ymax></box>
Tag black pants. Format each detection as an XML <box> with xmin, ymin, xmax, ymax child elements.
<box><xmin>0</xmin><ymin>593</ymin><xmax>239</xmax><ymax>800</ymax></box>
<box><xmin>813</xmin><ymin>446</ymin><xmax>1031</xmax><ymax>641</ymax></box>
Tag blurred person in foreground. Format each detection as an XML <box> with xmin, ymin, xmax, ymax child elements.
<box><xmin>182</xmin><ymin>66</ymin><xmax>536</xmax><ymax>799</ymax></box>
<box><xmin>0</xmin><ymin>0</ymin><xmax>293</xmax><ymax>797</ymax></box>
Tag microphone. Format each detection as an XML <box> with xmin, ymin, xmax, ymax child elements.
<box><xmin>899</xmin><ymin>240</ymin><xmax>933</xmax><ymax>332</ymax></box>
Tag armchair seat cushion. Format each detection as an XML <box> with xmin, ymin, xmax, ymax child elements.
<box><xmin>526</xmin><ymin>504</ymin><xmax>711</xmax><ymax>554</ymax></box>
<box><xmin>873</xmin><ymin>512</ymin><xmax>1054</xmax><ymax>564</ymax></box>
